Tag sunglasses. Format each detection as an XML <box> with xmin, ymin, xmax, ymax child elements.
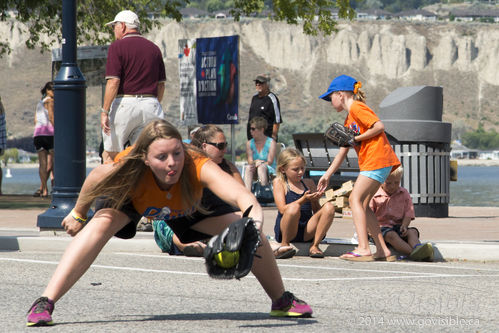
<box><xmin>255</xmin><ymin>81</ymin><xmax>265</xmax><ymax>85</ymax></box>
<box><xmin>206</xmin><ymin>142</ymin><xmax>228</xmax><ymax>150</ymax></box>
<box><xmin>250</xmin><ymin>127</ymin><xmax>257</xmax><ymax>131</ymax></box>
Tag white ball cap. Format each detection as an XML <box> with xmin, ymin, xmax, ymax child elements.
<box><xmin>105</xmin><ymin>10</ymin><xmax>140</xmax><ymax>27</ymax></box>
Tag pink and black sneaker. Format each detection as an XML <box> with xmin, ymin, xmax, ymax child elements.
<box><xmin>270</xmin><ymin>291</ymin><xmax>313</xmax><ymax>318</ymax></box>
<box><xmin>26</xmin><ymin>297</ymin><xmax>54</xmax><ymax>327</ymax></box>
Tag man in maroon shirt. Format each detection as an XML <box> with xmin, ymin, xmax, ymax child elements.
<box><xmin>101</xmin><ymin>10</ymin><xmax>166</xmax><ymax>163</ymax></box>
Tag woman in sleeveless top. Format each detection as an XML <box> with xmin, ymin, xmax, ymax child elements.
<box><xmin>272</xmin><ymin>148</ymin><xmax>336</xmax><ymax>259</ymax></box>
<box><xmin>244</xmin><ymin>116</ymin><xmax>277</xmax><ymax>190</ymax></box>
<box><xmin>33</xmin><ymin>82</ymin><xmax>54</xmax><ymax>197</ymax></box>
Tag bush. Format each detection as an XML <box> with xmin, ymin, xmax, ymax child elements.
<box><xmin>1</xmin><ymin>148</ymin><xmax>18</xmax><ymax>166</ymax></box>
<box><xmin>462</xmin><ymin>126</ymin><xmax>499</xmax><ymax>150</ymax></box>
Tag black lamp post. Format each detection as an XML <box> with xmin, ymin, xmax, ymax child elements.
<box><xmin>37</xmin><ymin>0</ymin><xmax>87</xmax><ymax>230</ymax></box>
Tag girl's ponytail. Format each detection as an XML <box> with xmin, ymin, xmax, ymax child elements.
<box><xmin>354</xmin><ymin>88</ymin><xmax>366</xmax><ymax>103</ymax></box>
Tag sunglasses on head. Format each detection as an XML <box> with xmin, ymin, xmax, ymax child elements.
<box><xmin>206</xmin><ymin>141</ymin><xmax>228</xmax><ymax>150</ymax></box>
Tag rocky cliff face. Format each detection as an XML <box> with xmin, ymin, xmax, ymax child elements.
<box><xmin>1</xmin><ymin>19</ymin><xmax>497</xmax><ymax>149</ymax></box>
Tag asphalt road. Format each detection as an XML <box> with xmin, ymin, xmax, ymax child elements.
<box><xmin>1</xmin><ymin>250</ymin><xmax>498</xmax><ymax>332</ymax></box>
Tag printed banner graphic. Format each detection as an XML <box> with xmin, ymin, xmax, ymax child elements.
<box><xmin>178</xmin><ymin>39</ymin><xmax>197</xmax><ymax>125</ymax></box>
<box><xmin>195</xmin><ymin>35</ymin><xmax>239</xmax><ymax>124</ymax></box>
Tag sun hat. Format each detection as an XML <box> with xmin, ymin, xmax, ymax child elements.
<box><xmin>318</xmin><ymin>75</ymin><xmax>359</xmax><ymax>101</ymax></box>
<box><xmin>105</xmin><ymin>10</ymin><xmax>140</xmax><ymax>27</ymax></box>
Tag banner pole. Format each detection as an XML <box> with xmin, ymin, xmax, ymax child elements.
<box><xmin>231</xmin><ymin>124</ymin><xmax>235</xmax><ymax>163</ymax></box>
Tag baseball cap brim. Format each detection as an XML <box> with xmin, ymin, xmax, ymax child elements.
<box><xmin>319</xmin><ymin>89</ymin><xmax>333</xmax><ymax>101</ymax></box>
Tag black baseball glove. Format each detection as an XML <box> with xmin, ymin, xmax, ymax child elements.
<box><xmin>325</xmin><ymin>122</ymin><xmax>358</xmax><ymax>147</ymax></box>
<box><xmin>203</xmin><ymin>207</ymin><xmax>261</xmax><ymax>280</ymax></box>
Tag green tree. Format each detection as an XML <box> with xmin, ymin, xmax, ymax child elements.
<box><xmin>0</xmin><ymin>0</ymin><xmax>355</xmax><ymax>56</ymax></box>
<box><xmin>1</xmin><ymin>148</ymin><xmax>18</xmax><ymax>166</ymax></box>
<box><xmin>206</xmin><ymin>0</ymin><xmax>225</xmax><ymax>13</ymax></box>
<box><xmin>232</xmin><ymin>0</ymin><xmax>356</xmax><ymax>36</ymax></box>
<box><xmin>462</xmin><ymin>125</ymin><xmax>499</xmax><ymax>150</ymax></box>
<box><xmin>352</xmin><ymin>0</ymin><xmax>441</xmax><ymax>12</ymax></box>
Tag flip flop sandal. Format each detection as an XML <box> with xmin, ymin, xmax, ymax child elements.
<box><xmin>273</xmin><ymin>246</ymin><xmax>296</xmax><ymax>259</ymax></box>
<box><xmin>339</xmin><ymin>251</ymin><xmax>374</xmax><ymax>262</ymax></box>
<box><xmin>33</xmin><ymin>189</ymin><xmax>41</xmax><ymax>197</ymax></box>
<box><xmin>309</xmin><ymin>249</ymin><xmax>325</xmax><ymax>258</ymax></box>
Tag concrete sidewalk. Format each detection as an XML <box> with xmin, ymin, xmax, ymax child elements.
<box><xmin>1</xmin><ymin>205</ymin><xmax>499</xmax><ymax>261</ymax></box>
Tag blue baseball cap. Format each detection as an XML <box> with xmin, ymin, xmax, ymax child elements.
<box><xmin>318</xmin><ymin>75</ymin><xmax>358</xmax><ymax>101</ymax></box>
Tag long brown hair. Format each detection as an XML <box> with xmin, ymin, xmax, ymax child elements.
<box><xmin>80</xmin><ymin>119</ymin><xmax>204</xmax><ymax>212</ymax></box>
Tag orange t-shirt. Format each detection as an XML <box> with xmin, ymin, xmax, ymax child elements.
<box><xmin>345</xmin><ymin>101</ymin><xmax>400</xmax><ymax>172</ymax></box>
<box><xmin>115</xmin><ymin>147</ymin><xmax>210</xmax><ymax>220</ymax></box>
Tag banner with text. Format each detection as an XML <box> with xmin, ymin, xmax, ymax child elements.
<box><xmin>195</xmin><ymin>35</ymin><xmax>239</xmax><ymax>124</ymax></box>
<box><xmin>178</xmin><ymin>38</ymin><xmax>198</xmax><ymax>125</ymax></box>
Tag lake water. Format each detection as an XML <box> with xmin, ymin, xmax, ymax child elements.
<box><xmin>1</xmin><ymin>165</ymin><xmax>498</xmax><ymax>207</ymax></box>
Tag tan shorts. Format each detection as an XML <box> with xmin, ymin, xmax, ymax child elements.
<box><xmin>102</xmin><ymin>96</ymin><xmax>164</xmax><ymax>152</ymax></box>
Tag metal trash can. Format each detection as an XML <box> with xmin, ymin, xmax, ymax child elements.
<box><xmin>378</xmin><ymin>86</ymin><xmax>452</xmax><ymax>218</ymax></box>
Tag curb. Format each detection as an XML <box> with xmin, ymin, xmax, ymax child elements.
<box><xmin>0</xmin><ymin>236</ymin><xmax>159</xmax><ymax>253</ymax></box>
<box><xmin>293</xmin><ymin>238</ymin><xmax>499</xmax><ymax>262</ymax></box>
<box><xmin>2</xmin><ymin>235</ymin><xmax>499</xmax><ymax>262</ymax></box>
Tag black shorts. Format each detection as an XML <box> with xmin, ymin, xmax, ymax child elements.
<box><xmin>94</xmin><ymin>198</ymin><xmax>238</xmax><ymax>242</ymax></box>
<box><xmin>34</xmin><ymin>136</ymin><xmax>54</xmax><ymax>152</ymax></box>
<box><xmin>380</xmin><ymin>224</ymin><xmax>420</xmax><ymax>241</ymax></box>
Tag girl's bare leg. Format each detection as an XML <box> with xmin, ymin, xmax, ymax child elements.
<box><xmin>365</xmin><ymin>206</ymin><xmax>392</xmax><ymax>258</ymax></box>
<box><xmin>42</xmin><ymin>209</ymin><xmax>130</xmax><ymax>302</ymax></box>
<box><xmin>279</xmin><ymin>202</ymin><xmax>301</xmax><ymax>247</ymax></box>
<box><xmin>47</xmin><ymin>150</ymin><xmax>54</xmax><ymax>189</ymax></box>
<box><xmin>250</xmin><ymin>233</ymin><xmax>286</xmax><ymax>300</ymax></box>
<box><xmin>37</xmin><ymin>150</ymin><xmax>48</xmax><ymax>196</ymax></box>
<box><xmin>309</xmin><ymin>202</ymin><xmax>335</xmax><ymax>251</ymax></box>
<box><xmin>348</xmin><ymin>175</ymin><xmax>391</xmax><ymax>257</ymax></box>
<box><xmin>193</xmin><ymin>213</ymin><xmax>285</xmax><ymax>301</ymax></box>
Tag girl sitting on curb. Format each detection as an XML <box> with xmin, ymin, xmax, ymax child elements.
<box><xmin>272</xmin><ymin>148</ymin><xmax>336</xmax><ymax>259</ymax></box>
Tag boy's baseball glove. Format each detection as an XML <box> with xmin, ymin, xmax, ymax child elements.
<box><xmin>324</xmin><ymin>122</ymin><xmax>358</xmax><ymax>147</ymax></box>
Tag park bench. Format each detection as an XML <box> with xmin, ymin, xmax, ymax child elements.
<box><xmin>292</xmin><ymin>133</ymin><xmax>359</xmax><ymax>189</ymax></box>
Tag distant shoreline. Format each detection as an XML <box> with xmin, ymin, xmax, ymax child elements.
<box><xmin>455</xmin><ymin>159</ymin><xmax>499</xmax><ymax>167</ymax></box>
<box><xmin>3</xmin><ymin>162</ymin><xmax>101</xmax><ymax>169</ymax></box>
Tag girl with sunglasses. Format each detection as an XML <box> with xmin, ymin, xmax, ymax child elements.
<box><xmin>153</xmin><ymin>125</ymin><xmax>244</xmax><ymax>256</ymax></box>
